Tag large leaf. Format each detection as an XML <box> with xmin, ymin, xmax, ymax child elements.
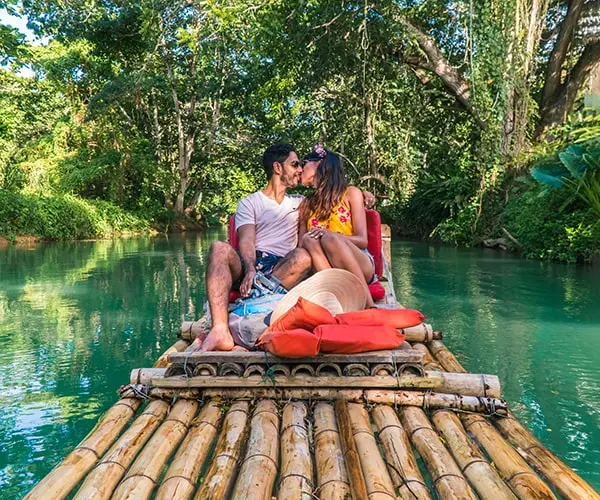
<box><xmin>559</xmin><ymin>145</ymin><xmax>588</xmax><ymax>180</ymax></box>
<box><xmin>531</xmin><ymin>161</ymin><xmax>569</xmax><ymax>189</ymax></box>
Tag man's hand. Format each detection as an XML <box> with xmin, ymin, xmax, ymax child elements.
<box><xmin>239</xmin><ymin>268</ymin><xmax>256</xmax><ymax>297</ymax></box>
<box><xmin>363</xmin><ymin>190</ymin><xmax>376</xmax><ymax>209</ymax></box>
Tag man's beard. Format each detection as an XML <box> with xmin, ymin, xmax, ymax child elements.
<box><xmin>281</xmin><ymin>171</ymin><xmax>298</xmax><ymax>188</ymax></box>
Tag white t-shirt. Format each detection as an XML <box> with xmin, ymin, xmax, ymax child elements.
<box><xmin>235</xmin><ymin>192</ymin><xmax>303</xmax><ymax>257</ymax></box>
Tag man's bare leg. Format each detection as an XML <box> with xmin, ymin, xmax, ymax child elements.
<box><xmin>271</xmin><ymin>248</ymin><xmax>313</xmax><ymax>290</ymax></box>
<box><xmin>189</xmin><ymin>241</ymin><xmax>242</xmax><ymax>352</ymax></box>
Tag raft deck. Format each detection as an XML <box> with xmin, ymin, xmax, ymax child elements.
<box><xmin>25</xmin><ymin>331</ymin><xmax>599</xmax><ymax>499</ymax></box>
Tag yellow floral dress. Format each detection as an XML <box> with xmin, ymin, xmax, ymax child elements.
<box><xmin>308</xmin><ymin>194</ymin><xmax>354</xmax><ymax>236</ymax></box>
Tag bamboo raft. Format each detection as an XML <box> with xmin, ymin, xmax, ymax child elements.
<box><xmin>26</xmin><ymin>230</ymin><xmax>599</xmax><ymax>499</ymax></box>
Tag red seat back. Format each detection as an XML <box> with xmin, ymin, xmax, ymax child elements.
<box><xmin>366</xmin><ymin>209</ymin><xmax>383</xmax><ymax>277</ymax></box>
<box><xmin>228</xmin><ymin>209</ymin><xmax>383</xmax><ymax>277</ymax></box>
<box><xmin>229</xmin><ymin>216</ymin><xmax>239</xmax><ymax>249</ymax></box>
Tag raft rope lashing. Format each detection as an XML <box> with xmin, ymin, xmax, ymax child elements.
<box><xmin>375</xmin><ymin>422</ymin><xmax>422</xmax><ymax>499</ymax></box>
<box><xmin>260</xmin><ymin>350</ymin><xmax>277</xmax><ymax>388</ymax></box>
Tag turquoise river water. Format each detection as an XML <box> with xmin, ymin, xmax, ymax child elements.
<box><xmin>0</xmin><ymin>231</ymin><xmax>599</xmax><ymax>497</ymax></box>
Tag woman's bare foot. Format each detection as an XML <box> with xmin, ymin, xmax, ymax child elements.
<box><xmin>232</xmin><ymin>345</ymin><xmax>249</xmax><ymax>352</ymax></box>
<box><xmin>199</xmin><ymin>324</ymin><xmax>235</xmax><ymax>352</ymax></box>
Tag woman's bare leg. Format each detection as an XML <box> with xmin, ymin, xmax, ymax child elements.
<box><xmin>343</xmin><ymin>239</ymin><xmax>375</xmax><ymax>284</ymax></box>
<box><xmin>301</xmin><ymin>233</ymin><xmax>332</xmax><ymax>272</ymax></box>
<box><xmin>320</xmin><ymin>232</ymin><xmax>375</xmax><ymax>307</ymax></box>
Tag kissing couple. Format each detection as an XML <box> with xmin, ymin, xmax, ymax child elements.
<box><xmin>191</xmin><ymin>142</ymin><xmax>377</xmax><ymax>352</ymax></box>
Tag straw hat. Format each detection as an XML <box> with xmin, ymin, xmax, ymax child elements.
<box><xmin>271</xmin><ymin>269</ymin><xmax>368</xmax><ymax>322</ymax></box>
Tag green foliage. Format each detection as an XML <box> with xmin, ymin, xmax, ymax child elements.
<box><xmin>531</xmin><ymin>140</ymin><xmax>600</xmax><ymax>217</ymax></box>
<box><xmin>0</xmin><ymin>191</ymin><xmax>151</xmax><ymax>242</ymax></box>
<box><xmin>503</xmin><ymin>187</ymin><xmax>600</xmax><ymax>263</ymax></box>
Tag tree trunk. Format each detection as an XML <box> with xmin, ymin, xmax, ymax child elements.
<box><xmin>397</xmin><ymin>15</ymin><xmax>486</xmax><ymax>129</ymax></box>
<box><xmin>537</xmin><ymin>42</ymin><xmax>600</xmax><ymax>135</ymax></box>
<box><xmin>540</xmin><ymin>0</ymin><xmax>586</xmax><ymax>107</ymax></box>
<box><xmin>501</xmin><ymin>0</ymin><xmax>549</xmax><ymax>158</ymax></box>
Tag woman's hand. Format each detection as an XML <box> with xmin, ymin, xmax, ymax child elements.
<box><xmin>307</xmin><ymin>226</ymin><xmax>327</xmax><ymax>239</ymax></box>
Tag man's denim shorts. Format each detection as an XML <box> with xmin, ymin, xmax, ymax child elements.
<box><xmin>234</xmin><ymin>250</ymin><xmax>282</xmax><ymax>289</ymax></box>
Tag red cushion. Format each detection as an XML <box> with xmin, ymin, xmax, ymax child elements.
<box><xmin>368</xmin><ymin>281</ymin><xmax>386</xmax><ymax>301</ymax></box>
<box><xmin>315</xmin><ymin>324</ymin><xmax>405</xmax><ymax>354</ymax></box>
<box><xmin>268</xmin><ymin>297</ymin><xmax>336</xmax><ymax>332</ymax></box>
<box><xmin>335</xmin><ymin>308</ymin><xmax>424</xmax><ymax>328</ymax></box>
<box><xmin>366</xmin><ymin>210</ymin><xmax>383</xmax><ymax>278</ymax></box>
<box><xmin>229</xmin><ymin>216</ymin><xmax>239</xmax><ymax>249</ymax></box>
<box><xmin>256</xmin><ymin>328</ymin><xmax>320</xmax><ymax>358</ymax></box>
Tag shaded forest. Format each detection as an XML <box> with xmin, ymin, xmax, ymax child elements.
<box><xmin>1</xmin><ymin>0</ymin><xmax>599</xmax><ymax>262</ymax></box>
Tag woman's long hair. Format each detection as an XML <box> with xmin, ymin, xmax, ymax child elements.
<box><xmin>300</xmin><ymin>151</ymin><xmax>347</xmax><ymax>223</ymax></box>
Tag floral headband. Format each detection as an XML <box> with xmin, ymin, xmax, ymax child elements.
<box><xmin>314</xmin><ymin>143</ymin><xmax>327</xmax><ymax>158</ymax></box>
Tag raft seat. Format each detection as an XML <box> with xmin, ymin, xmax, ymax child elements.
<box><xmin>227</xmin><ymin>210</ymin><xmax>386</xmax><ymax>302</ymax></box>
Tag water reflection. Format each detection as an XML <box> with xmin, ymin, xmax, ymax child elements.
<box><xmin>0</xmin><ymin>231</ymin><xmax>223</xmax><ymax>497</ymax></box>
<box><xmin>0</xmin><ymin>234</ymin><xmax>599</xmax><ymax>495</ymax></box>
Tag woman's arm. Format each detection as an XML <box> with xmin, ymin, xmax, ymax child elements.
<box><xmin>342</xmin><ymin>186</ymin><xmax>369</xmax><ymax>249</ymax></box>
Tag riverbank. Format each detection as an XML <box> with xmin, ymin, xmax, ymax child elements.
<box><xmin>384</xmin><ymin>185</ymin><xmax>600</xmax><ymax>265</ymax></box>
<box><xmin>0</xmin><ymin>191</ymin><xmax>210</xmax><ymax>244</ymax></box>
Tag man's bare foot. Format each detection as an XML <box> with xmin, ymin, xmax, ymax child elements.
<box><xmin>186</xmin><ymin>337</ymin><xmax>204</xmax><ymax>352</ymax></box>
<box><xmin>232</xmin><ymin>345</ymin><xmax>249</xmax><ymax>352</ymax></box>
<box><xmin>199</xmin><ymin>324</ymin><xmax>235</xmax><ymax>352</ymax></box>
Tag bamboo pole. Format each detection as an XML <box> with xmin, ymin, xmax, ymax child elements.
<box><xmin>428</xmin><ymin>341</ymin><xmax>582</xmax><ymax>497</ymax></box>
<box><xmin>399</xmin><ymin>323</ymin><xmax>438</xmax><ymax>343</ymax></box>
<box><xmin>335</xmin><ymin>398</ymin><xmax>369</xmax><ymax>500</ymax></box>
<box><xmin>130</xmin><ymin>367</ymin><xmax>166</xmax><ymax>385</ymax></box>
<box><xmin>494</xmin><ymin>414</ymin><xmax>600</xmax><ymax>499</ymax></box>
<box><xmin>195</xmin><ymin>401</ymin><xmax>250</xmax><ymax>499</ymax></box>
<box><xmin>155</xmin><ymin>400</ymin><xmax>222</xmax><ymax>500</ymax></box>
<box><xmin>73</xmin><ymin>399</ymin><xmax>170</xmax><ymax>499</ymax></box>
<box><xmin>112</xmin><ymin>399</ymin><xmax>199</xmax><ymax>500</ymax></box>
<box><xmin>365</xmin><ymin>389</ymin><xmax>507</xmax><ymax>414</ymax></box>
<box><xmin>179</xmin><ymin>318</ymin><xmax>439</xmax><ymax>343</ymax></box>
<box><xmin>411</xmin><ymin>342</ymin><xmax>444</xmax><ymax>371</ymax></box>
<box><xmin>119</xmin><ymin>385</ymin><xmax>200</xmax><ymax>400</ymax></box>
<box><xmin>371</xmin><ymin>405</ymin><xmax>432</xmax><ymax>500</ymax></box>
<box><xmin>461</xmin><ymin>414</ymin><xmax>556</xmax><ymax>499</ymax></box>
<box><xmin>347</xmin><ymin>402</ymin><xmax>396</xmax><ymax>499</ymax></box>
<box><xmin>24</xmin><ymin>397</ymin><xmax>141</xmax><ymax>500</ymax></box>
<box><xmin>154</xmin><ymin>339</ymin><xmax>191</xmax><ymax>368</ymax></box>
<box><xmin>205</xmin><ymin>387</ymin><xmax>364</xmax><ymax>401</ymax></box>
<box><xmin>399</xmin><ymin>406</ymin><xmax>478</xmax><ymax>499</ymax></box>
<box><xmin>119</xmin><ymin>386</ymin><xmax>506</xmax><ymax>413</ymax></box>
<box><xmin>431</xmin><ymin>410</ymin><xmax>517</xmax><ymax>500</ymax></box>
<box><xmin>313</xmin><ymin>402</ymin><xmax>351</xmax><ymax>500</ymax></box>
<box><xmin>428</xmin><ymin>340</ymin><xmax>466</xmax><ymax>373</ymax></box>
<box><xmin>231</xmin><ymin>399</ymin><xmax>280</xmax><ymax>500</ymax></box>
<box><xmin>278</xmin><ymin>402</ymin><xmax>313</xmax><ymax>500</ymax></box>
<box><xmin>180</xmin><ymin>319</ymin><xmax>209</xmax><ymax>339</ymax></box>
<box><xmin>149</xmin><ymin>370</ymin><xmax>501</xmax><ymax>398</ymax></box>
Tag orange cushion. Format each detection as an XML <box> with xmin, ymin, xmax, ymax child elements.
<box><xmin>268</xmin><ymin>297</ymin><xmax>336</xmax><ymax>332</ymax></box>
<box><xmin>256</xmin><ymin>329</ymin><xmax>320</xmax><ymax>358</ymax></box>
<box><xmin>335</xmin><ymin>308</ymin><xmax>424</xmax><ymax>328</ymax></box>
<box><xmin>315</xmin><ymin>324</ymin><xmax>405</xmax><ymax>354</ymax></box>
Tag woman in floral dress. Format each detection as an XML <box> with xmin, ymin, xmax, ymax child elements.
<box><xmin>299</xmin><ymin>147</ymin><xmax>376</xmax><ymax>307</ymax></box>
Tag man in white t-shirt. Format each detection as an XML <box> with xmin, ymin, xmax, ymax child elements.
<box><xmin>192</xmin><ymin>143</ymin><xmax>312</xmax><ymax>352</ymax></box>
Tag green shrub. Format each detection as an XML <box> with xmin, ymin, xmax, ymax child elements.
<box><xmin>503</xmin><ymin>188</ymin><xmax>600</xmax><ymax>263</ymax></box>
<box><xmin>0</xmin><ymin>191</ymin><xmax>152</xmax><ymax>242</ymax></box>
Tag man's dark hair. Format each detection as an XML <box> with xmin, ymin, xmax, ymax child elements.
<box><xmin>262</xmin><ymin>143</ymin><xmax>295</xmax><ymax>180</ymax></box>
